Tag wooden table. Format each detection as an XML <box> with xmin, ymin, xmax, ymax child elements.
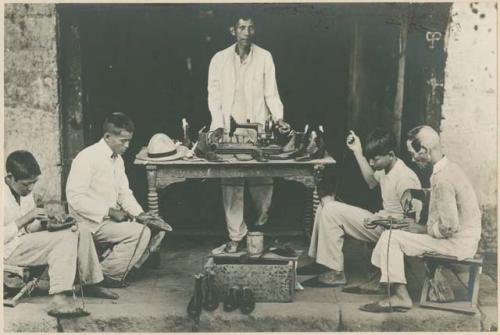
<box><xmin>134</xmin><ymin>147</ymin><xmax>336</xmax><ymax>237</ymax></box>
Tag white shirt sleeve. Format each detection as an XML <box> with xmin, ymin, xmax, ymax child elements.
<box><xmin>373</xmin><ymin>170</ymin><xmax>384</xmax><ymax>183</ymax></box>
<box><xmin>263</xmin><ymin>52</ymin><xmax>284</xmax><ymax>121</ymax></box>
<box><xmin>66</xmin><ymin>152</ymin><xmax>110</xmax><ymax>223</ymax></box>
<box><xmin>207</xmin><ymin>54</ymin><xmax>225</xmax><ymax>130</ymax></box>
<box><xmin>116</xmin><ymin>158</ymin><xmax>143</xmax><ymax>217</ymax></box>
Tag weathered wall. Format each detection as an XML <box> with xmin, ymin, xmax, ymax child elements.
<box><xmin>4</xmin><ymin>3</ymin><xmax>61</xmax><ymax>201</ymax></box>
<box><xmin>441</xmin><ymin>2</ymin><xmax>497</xmax><ymax>253</ymax></box>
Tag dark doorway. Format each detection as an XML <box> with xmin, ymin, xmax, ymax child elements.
<box><xmin>57</xmin><ymin>3</ymin><xmax>450</xmax><ymax>234</ymax></box>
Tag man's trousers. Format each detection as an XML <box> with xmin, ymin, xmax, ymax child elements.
<box><xmin>88</xmin><ymin>220</ymin><xmax>151</xmax><ymax>281</ymax></box>
<box><xmin>371</xmin><ymin>230</ymin><xmax>479</xmax><ymax>284</ymax></box>
<box><xmin>308</xmin><ymin>200</ymin><xmax>384</xmax><ymax>272</ymax></box>
<box><xmin>221</xmin><ymin>177</ymin><xmax>273</xmax><ymax>242</ymax></box>
<box><xmin>5</xmin><ymin>226</ymin><xmax>103</xmax><ymax>295</ymax></box>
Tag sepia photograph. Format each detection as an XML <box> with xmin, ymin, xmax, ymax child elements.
<box><xmin>2</xmin><ymin>1</ymin><xmax>498</xmax><ymax>332</ymax></box>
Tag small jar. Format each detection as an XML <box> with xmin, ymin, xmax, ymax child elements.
<box><xmin>247</xmin><ymin>232</ymin><xmax>264</xmax><ymax>255</ymax></box>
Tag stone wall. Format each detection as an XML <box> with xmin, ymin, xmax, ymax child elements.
<box><xmin>4</xmin><ymin>3</ymin><xmax>61</xmax><ymax>201</ymax></box>
<box><xmin>441</xmin><ymin>2</ymin><xmax>497</xmax><ymax>253</ymax></box>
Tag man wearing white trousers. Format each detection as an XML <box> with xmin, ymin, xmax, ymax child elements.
<box><xmin>207</xmin><ymin>14</ymin><xmax>290</xmax><ymax>252</ymax></box>
<box><xmin>361</xmin><ymin>125</ymin><xmax>481</xmax><ymax>313</ymax></box>
<box><xmin>67</xmin><ymin>113</ymin><xmax>162</xmax><ymax>287</ymax></box>
<box><xmin>303</xmin><ymin>128</ymin><xmax>421</xmax><ymax>288</ymax></box>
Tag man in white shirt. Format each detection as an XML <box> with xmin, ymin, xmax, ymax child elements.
<box><xmin>208</xmin><ymin>14</ymin><xmax>290</xmax><ymax>252</ymax></box>
<box><xmin>66</xmin><ymin>113</ymin><xmax>159</xmax><ymax>287</ymax></box>
<box><xmin>362</xmin><ymin>126</ymin><xmax>481</xmax><ymax>313</ymax></box>
<box><xmin>4</xmin><ymin>151</ymin><xmax>115</xmax><ymax>318</ymax></box>
<box><xmin>303</xmin><ymin>129</ymin><xmax>421</xmax><ymax>288</ymax></box>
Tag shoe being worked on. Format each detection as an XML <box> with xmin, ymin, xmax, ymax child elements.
<box><xmin>223</xmin><ymin>286</ymin><xmax>241</xmax><ymax>312</ymax></box>
<box><xmin>239</xmin><ymin>287</ymin><xmax>255</xmax><ymax>314</ymax></box>
<box><xmin>187</xmin><ymin>273</ymin><xmax>204</xmax><ymax>319</ymax></box>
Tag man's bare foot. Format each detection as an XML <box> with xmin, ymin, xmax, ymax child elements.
<box><xmin>47</xmin><ymin>293</ymin><xmax>90</xmax><ymax>318</ymax></box>
<box><xmin>81</xmin><ymin>285</ymin><xmax>119</xmax><ymax>299</ymax></box>
<box><xmin>377</xmin><ymin>284</ymin><xmax>413</xmax><ymax>309</ymax></box>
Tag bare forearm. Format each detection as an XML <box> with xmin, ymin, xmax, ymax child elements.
<box><xmin>353</xmin><ymin>152</ymin><xmax>378</xmax><ymax>189</ymax></box>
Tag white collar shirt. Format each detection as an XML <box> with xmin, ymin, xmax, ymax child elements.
<box><xmin>66</xmin><ymin>138</ymin><xmax>143</xmax><ymax>230</ymax></box>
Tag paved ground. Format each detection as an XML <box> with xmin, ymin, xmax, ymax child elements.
<box><xmin>4</xmin><ymin>236</ymin><xmax>498</xmax><ymax>332</ymax></box>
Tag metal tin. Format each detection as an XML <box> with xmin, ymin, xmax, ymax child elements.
<box><xmin>247</xmin><ymin>232</ymin><xmax>264</xmax><ymax>255</ymax></box>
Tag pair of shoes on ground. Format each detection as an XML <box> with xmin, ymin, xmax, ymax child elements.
<box><xmin>187</xmin><ymin>271</ymin><xmax>219</xmax><ymax>319</ymax></box>
<box><xmin>223</xmin><ymin>285</ymin><xmax>255</xmax><ymax>314</ymax></box>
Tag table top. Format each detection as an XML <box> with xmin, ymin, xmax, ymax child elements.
<box><xmin>134</xmin><ymin>147</ymin><xmax>336</xmax><ymax>166</ymax></box>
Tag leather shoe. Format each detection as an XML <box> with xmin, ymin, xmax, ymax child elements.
<box><xmin>239</xmin><ymin>287</ymin><xmax>255</xmax><ymax>314</ymax></box>
<box><xmin>202</xmin><ymin>271</ymin><xmax>219</xmax><ymax>311</ymax></box>
<box><xmin>187</xmin><ymin>273</ymin><xmax>204</xmax><ymax>319</ymax></box>
<box><xmin>223</xmin><ymin>286</ymin><xmax>240</xmax><ymax>312</ymax></box>
<box><xmin>295</xmin><ymin>130</ymin><xmax>325</xmax><ymax>161</ymax></box>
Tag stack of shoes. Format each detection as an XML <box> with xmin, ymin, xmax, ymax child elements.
<box><xmin>187</xmin><ymin>274</ymin><xmax>204</xmax><ymax>320</ymax></box>
<box><xmin>294</xmin><ymin>126</ymin><xmax>326</xmax><ymax>162</ymax></box>
<box><xmin>223</xmin><ymin>285</ymin><xmax>255</xmax><ymax>314</ymax></box>
<box><xmin>269</xmin><ymin>126</ymin><xmax>311</xmax><ymax>160</ymax></box>
<box><xmin>195</xmin><ymin>128</ymin><xmax>224</xmax><ymax>162</ymax></box>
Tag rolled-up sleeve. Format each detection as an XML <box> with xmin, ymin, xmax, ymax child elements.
<box><xmin>427</xmin><ymin>181</ymin><xmax>459</xmax><ymax>238</ymax></box>
<box><xmin>263</xmin><ymin>53</ymin><xmax>284</xmax><ymax>121</ymax></box>
<box><xmin>66</xmin><ymin>153</ymin><xmax>109</xmax><ymax>223</ymax></box>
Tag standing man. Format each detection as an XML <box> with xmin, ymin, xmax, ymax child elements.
<box><xmin>362</xmin><ymin>126</ymin><xmax>482</xmax><ymax>312</ymax></box>
<box><xmin>66</xmin><ymin>112</ymin><xmax>163</xmax><ymax>287</ymax></box>
<box><xmin>207</xmin><ymin>14</ymin><xmax>290</xmax><ymax>252</ymax></box>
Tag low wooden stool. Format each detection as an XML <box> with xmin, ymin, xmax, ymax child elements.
<box><xmin>4</xmin><ymin>265</ymin><xmax>47</xmax><ymax>307</ymax></box>
<box><xmin>420</xmin><ymin>253</ymin><xmax>483</xmax><ymax>314</ymax></box>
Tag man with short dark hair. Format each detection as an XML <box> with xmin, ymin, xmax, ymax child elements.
<box><xmin>4</xmin><ymin>150</ymin><xmax>114</xmax><ymax>317</ymax></box>
<box><xmin>362</xmin><ymin>125</ymin><xmax>481</xmax><ymax>312</ymax></box>
<box><xmin>66</xmin><ymin>112</ymin><xmax>161</xmax><ymax>287</ymax></box>
<box><xmin>208</xmin><ymin>14</ymin><xmax>290</xmax><ymax>252</ymax></box>
<box><xmin>303</xmin><ymin>129</ymin><xmax>421</xmax><ymax>287</ymax></box>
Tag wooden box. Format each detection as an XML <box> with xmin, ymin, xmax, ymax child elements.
<box><xmin>204</xmin><ymin>252</ymin><xmax>298</xmax><ymax>302</ymax></box>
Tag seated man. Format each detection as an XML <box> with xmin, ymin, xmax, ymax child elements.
<box><xmin>4</xmin><ymin>151</ymin><xmax>116</xmax><ymax>318</ymax></box>
<box><xmin>66</xmin><ymin>112</ymin><xmax>165</xmax><ymax>288</ymax></box>
<box><xmin>303</xmin><ymin>128</ymin><xmax>421</xmax><ymax>287</ymax></box>
<box><xmin>362</xmin><ymin>125</ymin><xmax>481</xmax><ymax>312</ymax></box>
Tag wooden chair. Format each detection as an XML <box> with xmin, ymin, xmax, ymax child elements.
<box><xmin>420</xmin><ymin>253</ymin><xmax>483</xmax><ymax>314</ymax></box>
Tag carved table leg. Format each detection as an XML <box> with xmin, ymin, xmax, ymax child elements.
<box><xmin>146</xmin><ymin>165</ymin><xmax>159</xmax><ymax>215</ymax></box>
<box><xmin>145</xmin><ymin>165</ymin><xmax>164</xmax><ymax>257</ymax></box>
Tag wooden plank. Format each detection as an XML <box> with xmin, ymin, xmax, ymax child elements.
<box><xmin>392</xmin><ymin>16</ymin><xmax>408</xmax><ymax>146</ymax></box>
